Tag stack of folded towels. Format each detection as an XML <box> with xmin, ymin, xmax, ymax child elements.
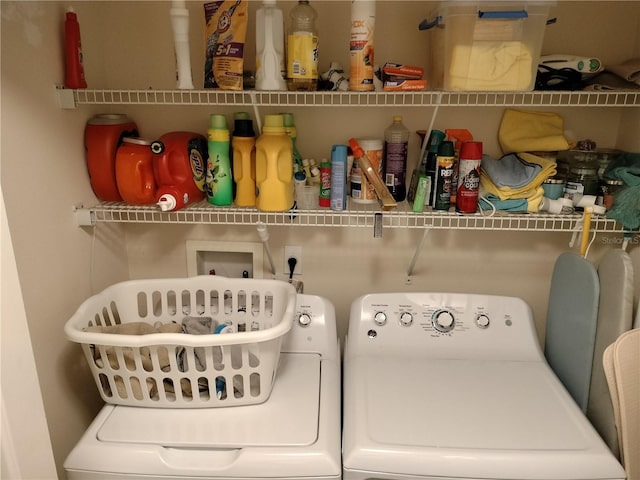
<box><xmin>480</xmin><ymin>109</ymin><xmax>571</xmax><ymax>212</ymax></box>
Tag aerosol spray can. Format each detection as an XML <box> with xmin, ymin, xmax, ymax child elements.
<box><xmin>456</xmin><ymin>141</ymin><xmax>482</xmax><ymax>214</ymax></box>
<box><xmin>433</xmin><ymin>141</ymin><xmax>455</xmax><ymax>210</ymax></box>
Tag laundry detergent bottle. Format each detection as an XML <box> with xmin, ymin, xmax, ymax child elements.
<box><xmin>206</xmin><ymin>114</ymin><xmax>233</xmax><ymax>206</ymax></box>
<box><xmin>255</xmin><ymin>114</ymin><xmax>294</xmax><ymax>211</ymax></box>
<box><xmin>152</xmin><ymin>131</ymin><xmax>207</xmax><ymax>211</ymax></box>
<box><xmin>232</xmin><ymin>115</ymin><xmax>257</xmax><ymax>207</ymax></box>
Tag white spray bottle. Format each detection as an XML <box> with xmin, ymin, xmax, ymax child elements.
<box><xmin>170</xmin><ymin>0</ymin><xmax>194</xmax><ymax>89</ymax></box>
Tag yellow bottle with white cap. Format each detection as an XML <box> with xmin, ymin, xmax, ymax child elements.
<box><xmin>255</xmin><ymin>114</ymin><xmax>294</xmax><ymax>211</ymax></box>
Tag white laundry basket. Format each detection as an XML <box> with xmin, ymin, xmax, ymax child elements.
<box><xmin>64</xmin><ymin>276</ymin><xmax>297</xmax><ymax>408</ymax></box>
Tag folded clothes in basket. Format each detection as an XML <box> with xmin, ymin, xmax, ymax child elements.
<box><xmin>85</xmin><ymin>322</ymin><xmax>183</xmax><ymax>399</ymax></box>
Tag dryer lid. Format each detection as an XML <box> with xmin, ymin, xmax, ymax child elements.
<box><xmin>97</xmin><ymin>353</ymin><xmax>320</xmax><ymax>448</ymax></box>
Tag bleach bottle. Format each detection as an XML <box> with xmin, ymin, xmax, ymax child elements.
<box><xmin>255</xmin><ymin>0</ymin><xmax>287</xmax><ymax>91</ymax></box>
<box><xmin>206</xmin><ymin>115</ymin><xmax>233</xmax><ymax>206</ymax></box>
<box><xmin>255</xmin><ymin>114</ymin><xmax>294</xmax><ymax>211</ymax></box>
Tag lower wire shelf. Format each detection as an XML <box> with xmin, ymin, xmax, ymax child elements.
<box><xmin>76</xmin><ymin>200</ymin><xmax>633</xmax><ymax>233</ymax></box>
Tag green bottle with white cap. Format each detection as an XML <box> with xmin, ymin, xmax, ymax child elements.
<box><xmin>206</xmin><ymin>114</ymin><xmax>233</xmax><ymax>206</ymax></box>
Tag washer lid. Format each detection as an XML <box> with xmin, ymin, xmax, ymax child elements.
<box><xmin>344</xmin><ymin>357</ymin><xmax>625</xmax><ymax>479</ymax></box>
<box><xmin>97</xmin><ymin>353</ymin><xmax>320</xmax><ymax>448</ymax></box>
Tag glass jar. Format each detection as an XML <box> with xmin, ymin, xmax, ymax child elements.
<box><xmin>542</xmin><ymin>178</ymin><xmax>566</xmax><ymax>200</ymax></box>
<box><xmin>565</xmin><ymin>165</ymin><xmax>599</xmax><ymax>200</ymax></box>
<box><xmin>600</xmin><ymin>179</ymin><xmax>624</xmax><ymax>210</ymax></box>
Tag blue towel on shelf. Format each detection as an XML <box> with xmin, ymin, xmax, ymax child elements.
<box><xmin>479</xmin><ymin>194</ymin><xmax>530</xmax><ymax>212</ymax></box>
<box><xmin>481</xmin><ymin>153</ymin><xmax>543</xmax><ymax>189</ymax></box>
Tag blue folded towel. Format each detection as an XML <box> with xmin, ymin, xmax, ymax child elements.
<box><xmin>481</xmin><ymin>153</ymin><xmax>543</xmax><ymax>189</ymax></box>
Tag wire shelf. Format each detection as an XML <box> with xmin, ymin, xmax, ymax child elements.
<box><xmin>82</xmin><ymin>201</ymin><xmax>632</xmax><ymax>233</ymax></box>
<box><xmin>71</xmin><ymin>89</ymin><xmax>640</xmax><ymax>108</ymax></box>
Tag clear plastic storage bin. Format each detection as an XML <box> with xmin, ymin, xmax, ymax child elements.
<box><xmin>64</xmin><ymin>276</ymin><xmax>297</xmax><ymax>408</ymax></box>
<box><xmin>424</xmin><ymin>1</ymin><xmax>552</xmax><ymax>91</ymax></box>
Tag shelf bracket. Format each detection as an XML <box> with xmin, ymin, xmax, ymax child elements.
<box><xmin>73</xmin><ymin>205</ymin><xmax>96</xmax><ymax>227</ymax></box>
<box><xmin>56</xmin><ymin>85</ymin><xmax>77</xmax><ymax>109</ymax></box>
<box><xmin>406</xmin><ymin>226</ymin><xmax>431</xmax><ymax>284</ymax></box>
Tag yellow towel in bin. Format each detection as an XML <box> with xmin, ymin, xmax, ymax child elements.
<box><xmin>499</xmin><ymin>109</ymin><xmax>571</xmax><ymax>154</ymax></box>
<box><xmin>449</xmin><ymin>42</ymin><xmax>533</xmax><ymax>91</ymax></box>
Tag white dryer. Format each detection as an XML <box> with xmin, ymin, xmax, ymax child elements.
<box><xmin>342</xmin><ymin>293</ymin><xmax>625</xmax><ymax>480</ymax></box>
<box><xmin>65</xmin><ymin>294</ymin><xmax>341</xmax><ymax>480</ymax></box>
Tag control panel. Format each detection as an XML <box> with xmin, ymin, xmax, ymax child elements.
<box><xmin>347</xmin><ymin>293</ymin><xmax>543</xmax><ymax>361</ymax></box>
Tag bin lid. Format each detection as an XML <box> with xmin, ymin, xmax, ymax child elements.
<box><xmin>97</xmin><ymin>352</ymin><xmax>320</xmax><ymax>448</ymax></box>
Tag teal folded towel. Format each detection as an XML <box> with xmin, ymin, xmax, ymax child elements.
<box><xmin>603</xmin><ymin>152</ymin><xmax>640</xmax><ymax>229</ymax></box>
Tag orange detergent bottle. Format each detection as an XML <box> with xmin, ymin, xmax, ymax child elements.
<box><xmin>115</xmin><ymin>137</ymin><xmax>156</xmax><ymax>205</ymax></box>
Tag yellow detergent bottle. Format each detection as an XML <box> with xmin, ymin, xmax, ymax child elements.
<box><xmin>255</xmin><ymin>114</ymin><xmax>294</xmax><ymax>211</ymax></box>
<box><xmin>232</xmin><ymin>114</ymin><xmax>257</xmax><ymax>207</ymax></box>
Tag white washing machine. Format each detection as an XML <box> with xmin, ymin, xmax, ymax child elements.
<box><xmin>342</xmin><ymin>293</ymin><xmax>625</xmax><ymax>480</ymax></box>
<box><xmin>64</xmin><ymin>294</ymin><xmax>341</xmax><ymax>480</ymax></box>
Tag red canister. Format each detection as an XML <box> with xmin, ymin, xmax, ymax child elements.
<box><xmin>84</xmin><ymin>114</ymin><xmax>138</xmax><ymax>201</ymax></box>
<box><xmin>456</xmin><ymin>141</ymin><xmax>482</xmax><ymax>214</ymax></box>
<box><xmin>115</xmin><ymin>138</ymin><xmax>156</xmax><ymax>205</ymax></box>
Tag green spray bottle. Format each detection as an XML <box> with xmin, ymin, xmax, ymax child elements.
<box><xmin>206</xmin><ymin>114</ymin><xmax>233</xmax><ymax>206</ymax></box>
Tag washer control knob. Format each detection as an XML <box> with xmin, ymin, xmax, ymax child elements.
<box><xmin>432</xmin><ymin>310</ymin><xmax>455</xmax><ymax>333</ymax></box>
<box><xmin>298</xmin><ymin>313</ymin><xmax>312</xmax><ymax>327</ymax></box>
<box><xmin>373</xmin><ymin>311</ymin><xmax>387</xmax><ymax>326</ymax></box>
<box><xmin>475</xmin><ymin>314</ymin><xmax>490</xmax><ymax>329</ymax></box>
<box><xmin>399</xmin><ymin>312</ymin><xmax>413</xmax><ymax>326</ymax></box>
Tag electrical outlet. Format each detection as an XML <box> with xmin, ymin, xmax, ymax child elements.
<box><xmin>284</xmin><ymin>246</ymin><xmax>302</xmax><ymax>275</ymax></box>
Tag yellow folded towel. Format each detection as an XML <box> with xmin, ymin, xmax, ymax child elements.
<box><xmin>499</xmin><ymin>109</ymin><xmax>571</xmax><ymax>154</ymax></box>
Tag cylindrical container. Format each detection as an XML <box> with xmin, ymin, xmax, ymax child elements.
<box><xmin>330</xmin><ymin>145</ymin><xmax>348</xmax><ymax>211</ymax></box>
<box><xmin>383</xmin><ymin>116</ymin><xmax>409</xmax><ymax>202</ymax></box>
<box><xmin>151</xmin><ymin>131</ymin><xmax>207</xmax><ymax>211</ymax></box>
<box><xmin>282</xmin><ymin>113</ymin><xmax>303</xmax><ymax>172</ymax></box>
<box><xmin>456</xmin><ymin>141</ymin><xmax>482</xmax><ymax>214</ymax></box>
<box><xmin>319</xmin><ymin>158</ymin><xmax>331</xmax><ymax>207</ymax></box>
<box><xmin>293</xmin><ymin>170</ymin><xmax>308</xmax><ymax>208</ymax></box>
<box><xmin>302</xmin><ymin>158</ymin><xmax>313</xmax><ymax>183</ymax></box>
<box><xmin>351</xmin><ymin>138</ymin><xmax>383</xmax><ymax>203</ymax></box>
<box><xmin>433</xmin><ymin>141</ymin><xmax>455</xmax><ymax>210</ymax></box>
<box><xmin>542</xmin><ymin>178</ymin><xmax>565</xmax><ymax>200</ymax></box>
<box><xmin>564</xmin><ymin>164</ymin><xmax>599</xmax><ymax>201</ymax></box>
<box><xmin>232</xmin><ymin>116</ymin><xmax>257</xmax><ymax>207</ymax></box>
<box><xmin>255</xmin><ymin>0</ymin><xmax>287</xmax><ymax>91</ymax></box>
<box><xmin>255</xmin><ymin>114</ymin><xmax>294</xmax><ymax>211</ymax></box>
<box><xmin>84</xmin><ymin>114</ymin><xmax>139</xmax><ymax>202</ymax></box>
<box><xmin>64</xmin><ymin>7</ymin><xmax>87</xmax><ymax>89</ymax></box>
<box><xmin>115</xmin><ymin>138</ymin><xmax>156</xmax><ymax>205</ymax></box>
<box><xmin>287</xmin><ymin>0</ymin><xmax>319</xmax><ymax>91</ymax></box>
<box><xmin>170</xmin><ymin>2</ymin><xmax>194</xmax><ymax>89</ymax></box>
<box><xmin>601</xmin><ymin>179</ymin><xmax>624</xmax><ymax>210</ymax></box>
<box><xmin>407</xmin><ymin>129</ymin><xmax>445</xmax><ymax>203</ymax></box>
<box><xmin>206</xmin><ymin>115</ymin><xmax>233</xmax><ymax>206</ymax></box>
<box><xmin>349</xmin><ymin>0</ymin><xmax>375</xmax><ymax>91</ymax></box>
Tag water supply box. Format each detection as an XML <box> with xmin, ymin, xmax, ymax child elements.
<box><xmin>424</xmin><ymin>1</ymin><xmax>553</xmax><ymax>91</ymax></box>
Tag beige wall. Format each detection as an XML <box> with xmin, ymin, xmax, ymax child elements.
<box><xmin>1</xmin><ymin>1</ymin><xmax>638</xmax><ymax>477</ymax></box>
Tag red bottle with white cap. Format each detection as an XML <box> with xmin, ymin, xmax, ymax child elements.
<box><xmin>456</xmin><ymin>141</ymin><xmax>482</xmax><ymax>214</ymax></box>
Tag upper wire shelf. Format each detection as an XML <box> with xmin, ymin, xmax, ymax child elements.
<box><xmin>68</xmin><ymin>89</ymin><xmax>640</xmax><ymax>108</ymax></box>
<box><xmin>78</xmin><ymin>200</ymin><xmax>632</xmax><ymax>233</ymax></box>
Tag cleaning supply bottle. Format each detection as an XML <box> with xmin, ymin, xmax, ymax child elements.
<box><xmin>407</xmin><ymin>129</ymin><xmax>445</xmax><ymax>204</ymax></box>
<box><xmin>255</xmin><ymin>114</ymin><xmax>294</xmax><ymax>211</ymax></box>
<box><xmin>115</xmin><ymin>138</ymin><xmax>156</xmax><ymax>205</ymax></box>
<box><xmin>383</xmin><ymin>115</ymin><xmax>410</xmax><ymax>202</ymax></box>
<box><xmin>287</xmin><ymin>0</ymin><xmax>319</xmax><ymax>91</ymax></box>
<box><xmin>206</xmin><ymin>114</ymin><xmax>233</xmax><ymax>206</ymax></box>
<box><xmin>152</xmin><ymin>131</ymin><xmax>207</xmax><ymax>211</ymax></box>
<box><xmin>232</xmin><ymin>114</ymin><xmax>257</xmax><ymax>207</ymax></box>
<box><xmin>319</xmin><ymin>158</ymin><xmax>331</xmax><ymax>207</ymax></box>
<box><xmin>456</xmin><ymin>141</ymin><xmax>483</xmax><ymax>214</ymax></box>
<box><xmin>64</xmin><ymin>7</ymin><xmax>87</xmax><ymax>89</ymax></box>
<box><xmin>282</xmin><ymin>113</ymin><xmax>303</xmax><ymax>172</ymax></box>
<box><xmin>255</xmin><ymin>0</ymin><xmax>287</xmax><ymax>91</ymax></box>
<box><xmin>433</xmin><ymin>141</ymin><xmax>455</xmax><ymax>211</ymax></box>
<box><xmin>349</xmin><ymin>0</ymin><xmax>376</xmax><ymax>91</ymax></box>
<box><xmin>170</xmin><ymin>0</ymin><xmax>194</xmax><ymax>89</ymax></box>
<box><xmin>330</xmin><ymin>145</ymin><xmax>348</xmax><ymax>211</ymax></box>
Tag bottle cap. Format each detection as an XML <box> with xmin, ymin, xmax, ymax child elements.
<box><xmin>157</xmin><ymin>194</ymin><xmax>177</xmax><ymax>212</ymax></box>
<box><xmin>294</xmin><ymin>171</ymin><xmax>306</xmax><ymax>182</ymax></box>
<box><xmin>233</xmin><ymin>119</ymin><xmax>255</xmax><ymax>137</ymax></box>
<box><xmin>437</xmin><ymin>141</ymin><xmax>455</xmax><ymax>157</ymax></box>
<box><xmin>348</xmin><ymin>138</ymin><xmax>364</xmax><ymax>158</ymax></box>
<box><xmin>302</xmin><ymin>158</ymin><xmax>310</xmax><ymax>166</ymax></box>
<box><xmin>393</xmin><ymin>115</ymin><xmax>402</xmax><ymax>122</ymax></box>
<box><xmin>234</xmin><ymin>112</ymin><xmax>251</xmax><ymax>120</ymax></box>
<box><xmin>209</xmin><ymin>114</ymin><xmax>228</xmax><ymax>130</ymax></box>
<box><xmin>427</xmin><ymin>129</ymin><xmax>445</xmax><ymax>153</ymax></box>
<box><xmin>262</xmin><ymin>114</ymin><xmax>285</xmax><ymax>133</ymax></box>
<box><xmin>460</xmin><ymin>141</ymin><xmax>483</xmax><ymax>160</ymax></box>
